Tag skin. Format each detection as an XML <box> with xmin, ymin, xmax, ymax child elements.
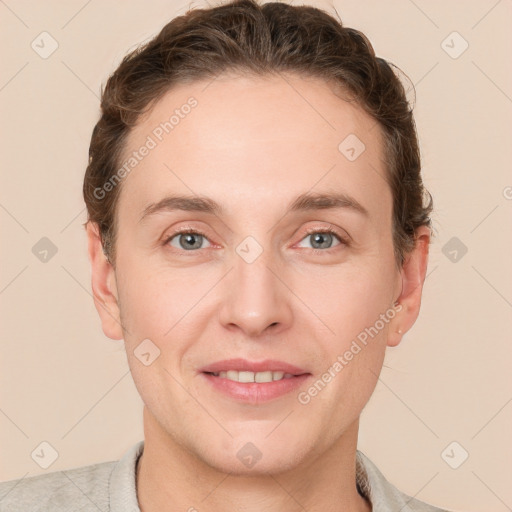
<box><xmin>87</xmin><ymin>72</ymin><xmax>430</xmax><ymax>512</ymax></box>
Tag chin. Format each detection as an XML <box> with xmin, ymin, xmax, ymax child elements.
<box><xmin>196</xmin><ymin>431</ymin><xmax>312</xmax><ymax>476</ymax></box>
<box><xmin>207</xmin><ymin>448</ymin><xmax>304</xmax><ymax>476</ymax></box>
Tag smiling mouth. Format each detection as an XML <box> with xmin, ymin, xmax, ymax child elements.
<box><xmin>204</xmin><ymin>370</ymin><xmax>299</xmax><ymax>383</ymax></box>
<box><xmin>199</xmin><ymin>358</ymin><xmax>311</xmax><ymax>402</ymax></box>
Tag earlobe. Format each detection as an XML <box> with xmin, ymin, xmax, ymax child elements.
<box><xmin>86</xmin><ymin>221</ymin><xmax>124</xmax><ymax>340</ymax></box>
<box><xmin>387</xmin><ymin>304</ymin><xmax>404</xmax><ymax>348</ymax></box>
<box><xmin>387</xmin><ymin>226</ymin><xmax>431</xmax><ymax>348</ymax></box>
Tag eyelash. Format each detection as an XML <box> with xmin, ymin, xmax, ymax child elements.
<box><xmin>163</xmin><ymin>226</ymin><xmax>349</xmax><ymax>254</ymax></box>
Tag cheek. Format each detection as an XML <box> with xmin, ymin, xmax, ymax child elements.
<box><xmin>304</xmin><ymin>266</ymin><xmax>393</xmax><ymax>394</ymax></box>
<box><xmin>116</xmin><ymin>237</ymin><xmax>198</xmax><ymax>324</ymax></box>
<box><xmin>116</xmin><ymin>265</ymin><xmax>196</xmax><ymax>350</ymax></box>
<box><xmin>116</xmin><ymin>271</ymin><xmax>199</xmax><ymax>413</ymax></box>
<box><xmin>310</xmin><ymin>265</ymin><xmax>394</xmax><ymax>401</ymax></box>
<box><xmin>307</xmin><ymin>264</ymin><xmax>394</xmax><ymax>341</ymax></box>
<box><xmin>115</xmin><ymin>262</ymin><xmax>221</xmax><ymax>391</ymax></box>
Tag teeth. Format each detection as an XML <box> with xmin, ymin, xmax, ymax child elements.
<box><xmin>255</xmin><ymin>371</ymin><xmax>272</xmax><ymax>383</ymax></box>
<box><xmin>214</xmin><ymin>370</ymin><xmax>294</xmax><ymax>383</ymax></box>
<box><xmin>227</xmin><ymin>370</ymin><xmax>238</xmax><ymax>381</ymax></box>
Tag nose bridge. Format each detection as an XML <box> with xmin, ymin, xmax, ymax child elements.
<box><xmin>219</xmin><ymin>236</ymin><xmax>291</xmax><ymax>335</ymax></box>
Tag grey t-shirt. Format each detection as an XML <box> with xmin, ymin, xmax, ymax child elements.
<box><xmin>0</xmin><ymin>440</ymin><xmax>451</xmax><ymax>511</ymax></box>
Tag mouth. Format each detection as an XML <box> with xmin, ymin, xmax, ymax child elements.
<box><xmin>199</xmin><ymin>358</ymin><xmax>311</xmax><ymax>403</ymax></box>
<box><xmin>204</xmin><ymin>370</ymin><xmax>297</xmax><ymax>383</ymax></box>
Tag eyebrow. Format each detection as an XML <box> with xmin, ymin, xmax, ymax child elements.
<box><xmin>138</xmin><ymin>191</ymin><xmax>369</xmax><ymax>223</ymax></box>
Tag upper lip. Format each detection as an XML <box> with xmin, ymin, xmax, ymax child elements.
<box><xmin>199</xmin><ymin>358</ymin><xmax>309</xmax><ymax>375</ymax></box>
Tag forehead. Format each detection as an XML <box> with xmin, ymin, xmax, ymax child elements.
<box><xmin>117</xmin><ymin>72</ymin><xmax>390</xmax><ymax>224</ymax></box>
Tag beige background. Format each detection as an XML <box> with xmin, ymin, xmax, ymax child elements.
<box><xmin>1</xmin><ymin>0</ymin><xmax>511</xmax><ymax>511</ymax></box>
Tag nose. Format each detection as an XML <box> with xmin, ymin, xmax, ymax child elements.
<box><xmin>217</xmin><ymin>246</ymin><xmax>293</xmax><ymax>338</ymax></box>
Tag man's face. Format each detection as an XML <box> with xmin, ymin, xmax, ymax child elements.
<box><xmin>104</xmin><ymin>73</ymin><xmax>403</xmax><ymax>473</ymax></box>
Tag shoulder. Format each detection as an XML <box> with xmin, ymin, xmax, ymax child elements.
<box><xmin>356</xmin><ymin>450</ymin><xmax>453</xmax><ymax>512</ymax></box>
<box><xmin>0</xmin><ymin>440</ymin><xmax>144</xmax><ymax>512</ymax></box>
<box><xmin>0</xmin><ymin>459</ymin><xmax>116</xmax><ymax>512</ymax></box>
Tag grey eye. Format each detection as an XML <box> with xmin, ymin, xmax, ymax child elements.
<box><xmin>168</xmin><ymin>232</ymin><xmax>211</xmax><ymax>251</ymax></box>
<box><xmin>297</xmin><ymin>231</ymin><xmax>341</xmax><ymax>250</ymax></box>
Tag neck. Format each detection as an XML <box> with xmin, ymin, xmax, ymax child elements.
<box><xmin>136</xmin><ymin>407</ymin><xmax>371</xmax><ymax>512</ymax></box>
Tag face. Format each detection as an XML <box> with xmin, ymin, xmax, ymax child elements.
<box><xmin>89</xmin><ymin>72</ymin><xmax>424</xmax><ymax>475</ymax></box>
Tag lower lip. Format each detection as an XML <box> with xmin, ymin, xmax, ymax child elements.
<box><xmin>201</xmin><ymin>372</ymin><xmax>311</xmax><ymax>403</ymax></box>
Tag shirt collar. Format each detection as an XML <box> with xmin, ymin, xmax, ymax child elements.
<box><xmin>109</xmin><ymin>439</ymin><xmax>144</xmax><ymax>512</ymax></box>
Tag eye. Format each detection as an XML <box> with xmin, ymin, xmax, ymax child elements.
<box><xmin>164</xmin><ymin>230</ymin><xmax>212</xmax><ymax>251</ymax></box>
<box><xmin>296</xmin><ymin>227</ymin><xmax>346</xmax><ymax>251</ymax></box>
<box><xmin>162</xmin><ymin>226</ymin><xmax>348</xmax><ymax>254</ymax></box>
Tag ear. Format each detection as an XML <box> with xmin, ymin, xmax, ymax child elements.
<box><xmin>387</xmin><ymin>225</ymin><xmax>431</xmax><ymax>347</ymax></box>
<box><xmin>86</xmin><ymin>221</ymin><xmax>124</xmax><ymax>340</ymax></box>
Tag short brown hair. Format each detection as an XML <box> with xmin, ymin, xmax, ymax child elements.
<box><xmin>83</xmin><ymin>0</ymin><xmax>433</xmax><ymax>268</ymax></box>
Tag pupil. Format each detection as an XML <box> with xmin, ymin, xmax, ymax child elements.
<box><xmin>313</xmin><ymin>233</ymin><xmax>331</xmax><ymax>249</ymax></box>
<box><xmin>181</xmin><ymin>234</ymin><xmax>201</xmax><ymax>250</ymax></box>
